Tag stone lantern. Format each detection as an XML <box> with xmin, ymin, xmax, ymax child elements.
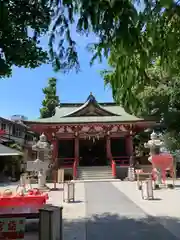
<box><xmin>144</xmin><ymin>131</ymin><xmax>164</xmax><ymax>161</ymax></box>
<box><xmin>31</xmin><ymin>133</ymin><xmax>53</xmax><ymax>190</ymax></box>
<box><xmin>144</xmin><ymin>131</ymin><xmax>164</xmax><ymax>184</ymax></box>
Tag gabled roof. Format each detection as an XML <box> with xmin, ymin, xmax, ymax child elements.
<box><xmin>0</xmin><ymin>144</ymin><xmax>22</xmax><ymax>156</ymax></box>
<box><xmin>25</xmin><ymin>93</ymin><xmax>144</xmax><ymax>124</ymax></box>
<box><xmin>62</xmin><ymin>92</ymin><xmax>118</xmax><ymax>117</ymax></box>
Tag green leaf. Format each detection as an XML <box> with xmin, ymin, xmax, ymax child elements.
<box><xmin>160</xmin><ymin>0</ymin><xmax>173</xmax><ymax>8</ymax></box>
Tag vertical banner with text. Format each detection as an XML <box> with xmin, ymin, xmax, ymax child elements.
<box><xmin>0</xmin><ymin>217</ymin><xmax>25</xmax><ymax>239</ymax></box>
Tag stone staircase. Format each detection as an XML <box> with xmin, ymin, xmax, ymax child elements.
<box><xmin>77</xmin><ymin>166</ymin><xmax>113</xmax><ymax>180</ymax></box>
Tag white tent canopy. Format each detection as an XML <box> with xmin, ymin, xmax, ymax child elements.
<box><xmin>0</xmin><ymin>144</ymin><xmax>22</xmax><ymax>156</ymax></box>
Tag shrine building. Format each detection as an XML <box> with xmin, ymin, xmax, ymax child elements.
<box><xmin>24</xmin><ymin>93</ymin><xmax>156</xmax><ymax>180</ymax></box>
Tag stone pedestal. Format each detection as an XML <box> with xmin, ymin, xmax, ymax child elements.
<box><xmin>27</xmin><ymin>159</ymin><xmax>49</xmax><ymax>191</ymax></box>
<box><xmin>37</xmin><ymin>171</ymin><xmax>49</xmax><ymax>190</ymax></box>
<box><xmin>39</xmin><ymin>205</ymin><xmax>63</xmax><ymax>240</ymax></box>
<box><xmin>128</xmin><ymin>167</ymin><xmax>135</xmax><ymax>181</ymax></box>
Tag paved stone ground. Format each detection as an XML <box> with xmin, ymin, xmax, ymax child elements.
<box><xmin>24</xmin><ymin>183</ymin><xmax>86</xmax><ymax>240</ymax></box>
<box><xmin>1</xmin><ymin>181</ymin><xmax>180</xmax><ymax>239</ymax></box>
<box><xmin>112</xmin><ymin>181</ymin><xmax>180</xmax><ymax>239</ymax></box>
<box><xmin>85</xmin><ymin>182</ymin><xmax>178</xmax><ymax>240</ymax></box>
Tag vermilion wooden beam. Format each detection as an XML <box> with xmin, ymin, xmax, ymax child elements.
<box><xmin>27</xmin><ymin>121</ymin><xmax>155</xmax><ymax>140</ymax></box>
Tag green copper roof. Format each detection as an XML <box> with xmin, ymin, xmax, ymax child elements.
<box><xmin>26</xmin><ymin>94</ymin><xmax>144</xmax><ymax>124</ymax></box>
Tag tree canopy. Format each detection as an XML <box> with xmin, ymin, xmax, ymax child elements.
<box><xmin>0</xmin><ymin>1</ymin><xmax>50</xmax><ymax>77</ymax></box>
<box><xmin>101</xmin><ymin>0</ymin><xmax>180</xmax><ymax>108</ymax></box>
<box><xmin>1</xmin><ymin>0</ymin><xmax>178</xmax><ymax>79</ymax></box>
<box><xmin>103</xmin><ymin>55</ymin><xmax>180</xmax><ymax>151</ymax></box>
<box><xmin>138</xmin><ymin>71</ymin><xmax>180</xmax><ymax>151</ymax></box>
<box><xmin>40</xmin><ymin>78</ymin><xmax>60</xmax><ymax>118</ymax></box>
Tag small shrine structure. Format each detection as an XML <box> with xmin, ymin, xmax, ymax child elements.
<box><xmin>24</xmin><ymin>93</ymin><xmax>156</xmax><ymax>179</ymax></box>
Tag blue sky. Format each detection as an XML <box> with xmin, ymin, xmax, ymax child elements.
<box><xmin>0</xmin><ymin>30</ymin><xmax>113</xmax><ymax>120</ymax></box>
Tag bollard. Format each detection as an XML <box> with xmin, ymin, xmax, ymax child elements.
<box><xmin>39</xmin><ymin>204</ymin><xmax>63</xmax><ymax>240</ymax></box>
<box><xmin>128</xmin><ymin>167</ymin><xmax>135</xmax><ymax>181</ymax></box>
<box><xmin>141</xmin><ymin>178</ymin><xmax>154</xmax><ymax>200</ymax></box>
<box><xmin>58</xmin><ymin>169</ymin><xmax>64</xmax><ymax>183</ymax></box>
<box><xmin>63</xmin><ymin>181</ymin><xmax>75</xmax><ymax>203</ymax></box>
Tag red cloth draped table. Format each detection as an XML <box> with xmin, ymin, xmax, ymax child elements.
<box><xmin>0</xmin><ymin>193</ymin><xmax>48</xmax><ymax>217</ymax></box>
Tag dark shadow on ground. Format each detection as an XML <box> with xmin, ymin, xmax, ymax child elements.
<box><xmin>63</xmin><ymin>214</ymin><xmax>180</xmax><ymax>240</ymax></box>
<box><xmin>50</xmin><ymin>187</ymin><xmax>63</xmax><ymax>191</ymax></box>
<box><xmin>145</xmin><ymin>197</ymin><xmax>162</xmax><ymax>201</ymax></box>
<box><xmin>25</xmin><ymin>214</ymin><xmax>180</xmax><ymax>239</ymax></box>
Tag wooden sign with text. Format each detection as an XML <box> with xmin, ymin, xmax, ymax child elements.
<box><xmin>0</xmin><ymin>217</ymin><xmax>25</xmax><ymax>239</ymax></box>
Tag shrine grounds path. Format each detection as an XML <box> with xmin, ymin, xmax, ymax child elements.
<box><xmin>85</xmin><ymin>182</ymin><xmax>178</xmax><ymax>240</ymax></box>
<box><xmin>3</xmin><ymin>181</ymin><xmax>180</xmax><ymax>239</ymax></box>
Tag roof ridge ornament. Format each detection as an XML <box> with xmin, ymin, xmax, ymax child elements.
<box><xmin>86</xmin><ymin>92</ymin><xmax>96</xmax><ymax>103</ymax></box>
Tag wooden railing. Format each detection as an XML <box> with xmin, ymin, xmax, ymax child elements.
<box><xmin>57</xmin><ymin>158</ymin><xmax>75</xmax><ymax>168</ymax></box>
<box><xmin>112</xmin><ymin>156</ymin><xmax>130</xmax><ymax>166</ymax></box>
<box><xmin>57</xmin><ymin>157</ymin><xmax>78</xmax><ymax>179</ymax></box>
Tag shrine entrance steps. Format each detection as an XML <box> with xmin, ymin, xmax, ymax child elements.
<box><xmin>77</xmin><ymin>166</ymin><xmax>113</xmax><ymax>180</ymax></box>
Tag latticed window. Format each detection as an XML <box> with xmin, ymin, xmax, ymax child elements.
<box><xmin>16</xmin><ymin>128</ymin><xmax>21</xmax><ymax>137</ymax></box>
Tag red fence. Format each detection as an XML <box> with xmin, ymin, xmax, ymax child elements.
<box><xmin>58</xmin><ymin>156</ymin><xmax>129</xmax><ymax>179</ymax></box>
<box><xmin>58</xmin><ymin>156</ymin><xmax>129</xmax><ymax>168</ymax></box>
<box><xmin>57</xmin><ymin>158</ymin><xmax>75</xmax><ymax>168</ymax></box>
<box><xmin>112</xmin><ymin>156</ymin><xmax>130</xmax><ymax>166</ymax></box>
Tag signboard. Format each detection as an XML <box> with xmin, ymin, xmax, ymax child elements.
<box><xmin>27</xmin><ymin>160</ymin><xmax>49</xmax><ymax>172</ymax></box>
<box><xmin>0</xmin><ymin>217</ymin><xmax>25</xmax><ymax>239</ymax></box>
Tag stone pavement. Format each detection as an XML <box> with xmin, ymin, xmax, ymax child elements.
<box><xmin>85</xmin><ymin>181</ymin><xmax>178</xmax><ymax>240</ymax></box>
<box><xmin>112</xmin><ymin>180</ymin><xmax>180</xmax><ymax>239</ymax></box>
<box><xmin>1</xmin><ymin>181</ymin><xmax>180</xmax><ymax>239</ymax></box>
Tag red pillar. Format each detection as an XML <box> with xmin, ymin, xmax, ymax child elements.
<box><xmin>106</xmin><ymin>136</ymin><xmax>116</xmax><ymax>177</ymax></box>
<box><xmin>74</xmin><ymin>137</ymin><xmax>79</xmax><ymax>178</ymax></box>
<box><xmin>74</xmin><ymin>137</ymin><xmax>79</xmax><ymax>161</ymax></box>
<box><xmin>52</xmin><ymin>139</ymin><xmax>58</xmax><ymax>163</ymax></box>
<box><xmin>126</xmin><ymin>135</ymin><xmax>133</xmax><ymax>156</ymax></box>
<box><xmin>106</xmin><ymin>136</ymin><xmax>111</xmax><ymax>160</ymax></box>
<box><xmin>52</xmin><ymin>137</ymin><xmax>58</xmax><ymax>189</ymax></box>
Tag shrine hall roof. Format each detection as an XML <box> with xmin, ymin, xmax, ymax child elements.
<box><xmin>26</xmin><ymin>94</ymin><xmax>145</xmax><ymax>124</ymax></box>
